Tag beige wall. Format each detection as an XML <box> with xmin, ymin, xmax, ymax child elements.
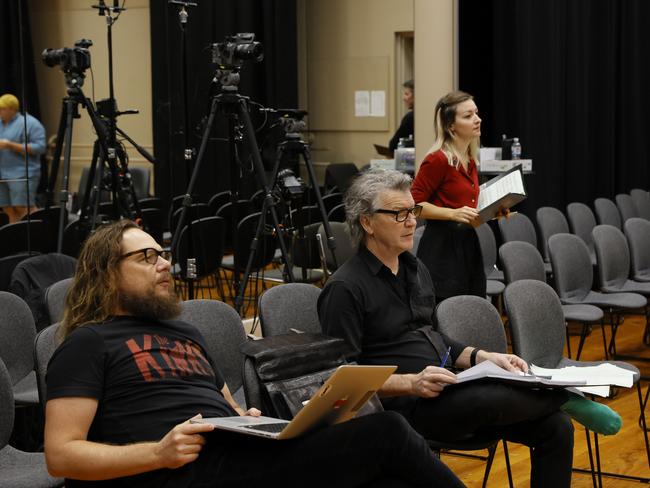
<box><xmin>29</xmin><ymin>0</ymin><xmax>153</xmax><ymax>195</ymax></box>
<box><xmin>297</xmin><ymin>0</ymin><xmax>455</xmax><ymax>175</ymax></box>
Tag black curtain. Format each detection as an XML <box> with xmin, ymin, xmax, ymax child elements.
<box><xmin>459</xmin><ymin>0</ymin><xmax>650</xmax><ymax>214</ymax></box>
<box><xmin>150</xmin><ymin>0</ymin><xmax>297</xmax><ymax>210</ymax></box>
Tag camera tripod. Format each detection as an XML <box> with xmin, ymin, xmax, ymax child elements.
<box><xmin>47</xmin><ymin>75</ymin><xmax>142</xmax><ymax>252</ymax></box>
<box><xmin>273</xmin><ymin>130</ymin><xmax>339</xmax><ymax>273</ymax></box>
<box><xmin>171</xmin><ymin>81</ymin><xmax>296</xmax><ymax>314</ymax></box>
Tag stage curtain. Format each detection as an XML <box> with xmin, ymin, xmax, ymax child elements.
<box><xmin>150</xmin><ymin>0</ymin><xmax>297</xmax><ymax>208</ymax></box>
<box><xmin>459</xmin><ymin>0</ymin><xmax>650</xmax><ymax>212</ymax></box>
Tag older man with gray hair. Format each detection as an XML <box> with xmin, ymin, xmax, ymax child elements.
<box><xmin>318</xmin><ymin>169</ymin><xmax>623</xmax><ymax>488</ymax></box>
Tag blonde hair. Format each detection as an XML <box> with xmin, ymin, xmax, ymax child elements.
<box><xmin>0</xmin><ymin>94</ymin><xmax>19</xmax><ymax>111</ymax></box>
<box><xmin>428</xmin><ymin>91</ymin><xmax>480</xmax><ymax>168</ymax></box>
<box><xmin>59</xmin><ymin>220</ymin><xmax>139</xmax><ymax>339</ymax></box>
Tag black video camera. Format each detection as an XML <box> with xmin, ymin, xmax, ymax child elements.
<box><xmin>42</xmin><ymin>39</ymin><xmax>93</xmax><ymax>74</ymax></box>
<box><xmin>211</xmin><ymin>33</ymin><xmax>263</xmax><ymax>69</ymax></box>
<box><xmin>275</xmin><ymin>109</ymin><xmax>308</xmax><ymax>134</ymax></box>
<box><xmin>276</xmin><ymin>168</ymin><xmax>305</xmax><ymax>200</ymax></box>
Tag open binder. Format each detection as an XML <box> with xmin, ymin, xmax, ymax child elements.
<box><xmin>477</xmin><ymin>164</ymin><xmax>526</xmax><ymax>222</ymax></box>
<box><xmin>454</xmin><ymin>361</ymin><xmax>588</xmax><ymax>390</ymax></box>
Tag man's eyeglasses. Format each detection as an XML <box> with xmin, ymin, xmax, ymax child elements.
<box><xmin>119</xmin><ymin>248</ymin><xmax>172</xmax><ymax>265</ymax></box>
<box><xmin>374</xmin><ymin>205</ymin><xmax>423</xmax><ymax>222</ymax></box>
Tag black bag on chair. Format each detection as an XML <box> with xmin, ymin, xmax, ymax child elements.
<box><xmin>241</xmin><ymin>332</ymin><xmax>383</xmax><ymax>420</ymax></box>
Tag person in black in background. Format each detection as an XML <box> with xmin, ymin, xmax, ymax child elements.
<box><xmin>388</xmin><ymin>79</ymin><xmax>414</xmax><ymax>152</ymax></box>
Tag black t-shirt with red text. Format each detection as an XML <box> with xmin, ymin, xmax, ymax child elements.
<box><xmin>46</xmin><ymin>316</ymin><xmax>238</xmax><ymax>487</ymax></box>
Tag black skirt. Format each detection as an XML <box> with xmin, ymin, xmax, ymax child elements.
<box><xmin>416</xmin><ymin>220</ymin><xmax>486</xmax><ymax>300</ymax></box>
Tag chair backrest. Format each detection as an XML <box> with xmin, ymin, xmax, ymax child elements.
<box><xmin>504</xmin><ymin>280</ymin><xmax>565</xmax><ymax>368</ymax></box>
<box><xmin>592</xmin><ymin>224</ymin><xmax>630</xmax><ymax>289</ymax></box>
<box><xmin>259</xmin><ymin>283</ymin><xmax>322</xmax><ymax>337</ymax></box>
<box><xmin>174</xmin><ymin>216</ymin><xmax>225</xmax><ymax>279</ymax></box>
<box><xmin>498</xmin><ymin>212</ymin><xmax>537</xmax><ymax>247</ymax></box>
<box><xmin>207</xmin><ymin>191</ymin><xmax>231</xmax><ymax>215</ymax></box>
<box><xmin>547</xmin><ymin>233</ymin><xmax>593</xmax><ymax>301</ymax></box>
<box><xmin>324</xmin><ymin>163</ymin><xmax>359</xmax><ymax>193</ymax></box>
<box><xmin>326</xmin><ymin>203</ymin><xmax>346</xmax><ymax>223</ymax></box>
<box><xmin>141</xmin><ymin>208</ymin><xmax>164</xmax><ymax>244</ymax></box>
<box><xmin>179</xmin><ymin>300</ymin><xmax>247</xmax><ymax>395</ymax></box>
<box><xmin>215</xmin><ymin>199</ymin><xmax>255</xmax><ymax>250</ymax></box>
<box><xmin>34</xmin><ymin>323</ymin><xmax>60</xmax><ymax>411</ymax></box>
<box><xmin>625</xmin><ymin>217</ymin><xmax>650</xmax><ymax>281</ymax></box>
<box><xmin>615</xmin><ymin>193</ymin><xmax>639</xmax><ymax>223</ymax></box>
<box><xmin>435</xmin><ymin>295</ymin><xmax>507</xmax><ymax>353</ymax></box>
<box><xmin>170</xmin><ymin>203</ymin><xmax>212</xmax><ymax>238</ymax></box>
<box><xmin>317</xmin><ymin>221</ymin><xmax>356</xmax><ymax>270</ymax></box>
<box><xmin>594</xmin><ymin>197</ymin><xmax>622</xmax><ymax>229</ymax></box>
<box><xmin>22</xmin><ymin>207</ymin><xmax>68</xmax><ymax>242</ymax></box>
<box><xmin>321</xmin><ymin>193</ymin><xmax>343</xmax><ymax>214</ymax></box>
<box><xmin>630</xmin><ymin>188</ymin><xmax>650</xmax><ymax>221</ymax></box>
<box><xmin>0</xmin><ymin>212</ymin><xmax>8</xmax><ymax>228</ymax></box>
<box><xmin>0</xmin><ymin>220</ymin><xmax>51</xmax><ymax>257</ymax></box>
<box><xmin>499</xmin><ymin>241</ymin><xmax>546</xmax><ymax>283</ymax></box>
<box><xmin>0</xmin><ymin>292</ymin><xmax>36</xmax><ymax>386</ymax></box>
<box><xmin>127</xmin><ymin>166</ymin><xmax>151</xmax><ymax>199</ymax></box>
<box><xmin>62</xmin><ymin>219</ymin><xmax>90</xmax><ymax>259</ymax></box>
<box><xmin>291</xmin><ymin>223</ymin><xmax>323</xmax><ymax>270</ymax></box>
<box><xmin>566</xmin><ymin>202</ymin><xmax>597</xmax><ymax>253</ymax></box>
<box><xmin>0</xmin><ymin>357</ymin><xmax>15</xmax><ymax>449</ymax></box>
<box><xmin>44</xmin><ymin>278</ymin><xmax>73</xmax><ymax>325</ymax></box>
<box><xmin>137</xmin><ymin>197</ymin><xmax>163</xmax><ymax>211</ymax></box>
<box><xmin>233</xmin><ymin>212</ymin><xmax>278</xmax><ymax>272</ymax></box>
<box><xmin>535</xmin><ymin>207</ymin><xmax>569</xmax><ymax>262</ymax></box>
<box><xmin>475</xmin><ymin>223</ymin><xmax>499</xmax><ymax>276</ymax></box>
<box><xmin>0</xmin><ymin>252</ymin><xmax>36</xmax><ymax>292</ymax></box>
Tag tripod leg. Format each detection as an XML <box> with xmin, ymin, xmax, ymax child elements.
<box><xmin>56</xmin><ymin>99</ymin><xmax>77</xmax><ymax>253</ymax></box>
<box><xmin>49</xmin><ymin>100</ymin><xmax>68</xmax><ymax>209</ymax></box>
<box><xmin>301</xmin><ymin>144</ymin><xmax>339</xmax><ymax>269</ymax></box>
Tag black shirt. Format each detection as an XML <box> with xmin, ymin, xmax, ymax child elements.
<box><xmin>388</xmin><ymin>110</ymin><xmax>414</xmax><ymax>151</ymax></box>
<box><xmin>46</xmin><ymin>316</ymin><xmax>238</xmax><ymax>487</ymax></box>
<box><xmin>317</xmin><ymin>246</ymin><xmax>466</xmax><ymax>375</ymax></box>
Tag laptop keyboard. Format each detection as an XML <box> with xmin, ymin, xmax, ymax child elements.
<box><xmin>244</xmin><ymin>422</ymin><xmax>288</xmax><ymax>434</ymax></box>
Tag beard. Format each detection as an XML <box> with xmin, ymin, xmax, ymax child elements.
<box><xmin>118</xmin><ymin>284</ymin><xmax>181</xmax><ymax>320</ymax></box>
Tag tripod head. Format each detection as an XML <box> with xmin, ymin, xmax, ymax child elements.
<box><xmin>211</xmin><ymin>33</ymin><xmax>264</xmax><ymax>89</ymax></box>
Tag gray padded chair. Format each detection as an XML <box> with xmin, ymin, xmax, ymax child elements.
<box><xmin>536</xmin><ymin>206</ymin><xmax>569</xmax><ymax>263</ymax></box>
<box><xmin>548</xmin><ymin>233</ymin><xmax>646</xmax><ymax>359</ymax></box>
<box><xmin>630</xmin><ymin>189</ymin><xmax>650</xmax><ymax>221</ymax></box>
<box><xmin>475</xmin><ymin>223</ymin><xmax>505</xmax><ymax>282</ymax></box>
<box><xmin>34</xmin><ymin>323</ymin><xmax>60</xmax><ymax>412</ymax></box>
<box><xmin>594</xmin><ymin>197</ymin><xmax>622</xmax><ymax>229</ymax></box>
<box><xmin>566</xmin><ymin>202</ymin><xmax>598</xmax><ymax>265</ymax></box>
<box><xmin>412</xmin><ymin>225</ymin><xmax>425</xmax><ymax>255</ymax></box>
<box><xmin>435</xmin><ymin>296</ymin><xmax>513</xmax><ymax>488</ymax></box>
<box><xmin>592</xmin><ymin>225</ymin><xmax>650</xmax><ymax>345</ymax></box>
<box><xmin>0</xmin><ymin>292</ymin><xmax>38</xmax><ymax>405</ymax></box>
<box><xmin>43</xmin><ymin>278</ymin><xmax>73</xmax><ymax>326</ymax></box>
<box><xmin>503</xmin><ymin>279</ymin><xmax>650</xmax><ymax>484</ymax></box>
<box><xmin>625</xmin><ymin>218</ymin><xmax>650</xmax><ymax>282</ymax></box>
<box><xmin>0</xmin><ymin>358</ymin><xmax>64</xmax><ymax>488</ymax></box>
<box><xmin>258</xmin><ymin>283</ymin><xmax>322</xmax><ymax>337</ymax></box>
<box><xmin>498</xmin><ymin>213</ymin><xmax>552</xmax><ymax>275</ymax></box>
<box><xmin>615</xmin><ymin>193</ymin><xmax>640</xmax><ymax>224</ymax></box>
<box><xmin>317</xmin><ymin>221</ymin><xmax>356</xmax><ymax>272</ymax></box>
<box><xmin>499</xmin><ymin>241</ymin><xmax>603</xmax><ymax>360</ymax></box>
<box><xmin>179</xmin><ymin>300</ymin><xmax>248</xmax><ymax>406</ymax></box>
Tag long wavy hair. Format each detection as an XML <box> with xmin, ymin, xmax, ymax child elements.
<box><xmin>428</xmin><ymin>90</ymin><xmax>480</xmax><ymax>168</ymax></box>
<box><xmin>59</xmin><ymin>220</ymin><xmax>139</xmax><ymax>339</ymax></box>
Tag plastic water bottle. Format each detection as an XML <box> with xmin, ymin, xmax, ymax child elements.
<box><xmin>511</xmin><ymin>138</ymin><xmax>522</xmax><ymax>160</ymax></box>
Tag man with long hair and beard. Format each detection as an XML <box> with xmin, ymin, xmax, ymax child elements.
<box><xmin>43</xmin><ymin>220</ymin><xmax>464</xmax><ymax>488</ymax></box>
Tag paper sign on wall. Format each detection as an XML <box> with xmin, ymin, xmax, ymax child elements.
<box><xmin>370</xmin><ymin>91</ymin><xmax>385</xmax><ymax>117</ymax></box>
<box><xmin>355</xmin><ymin>91</ymin><xmax>370</xmax><ymax>117</ymax></box>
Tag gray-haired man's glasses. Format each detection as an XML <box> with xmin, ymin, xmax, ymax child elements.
<box><xmin>374</xmin><ymin>205</ymin><xmax>423</xmax><ymax>222</ymax></box>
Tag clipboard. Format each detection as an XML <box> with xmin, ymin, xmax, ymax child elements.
<box><xmin>477</xmin><ymin>164</ymin><xmax>526</xmax><ymax>222</ymax></box>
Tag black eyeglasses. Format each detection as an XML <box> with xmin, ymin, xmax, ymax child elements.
<box><xmin>374</xmin><ymin>205</ymin><xmax>423</xmax><ymax>222</ymax></box>
<box><xmin>119</xmin><ymin>248</ymin><xmax>172</xmax><ymax>265</ymax></box>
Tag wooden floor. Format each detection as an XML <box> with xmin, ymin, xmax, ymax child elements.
<box><xmin>443</xmin><ymin>315</ymin><xmax>650</xmax><ymax>487</ymax></box>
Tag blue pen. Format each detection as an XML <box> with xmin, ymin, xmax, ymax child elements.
<box><xmin>440</xmin><ymin>346</ymin><xmax>452</xmax><ymax>368</ymax></box>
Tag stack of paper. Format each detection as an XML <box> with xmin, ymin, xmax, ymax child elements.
<box><xmin>530</xmin><ymin>363</ymin><xmax>634</xmax><ymax>397</ymax></box>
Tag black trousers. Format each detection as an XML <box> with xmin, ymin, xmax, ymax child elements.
<box><xmin>161</xmin><ymin>411</ymin><xmax>465</xmax><ymax>488</ymax></box>
<box><xmin>406</xmin><ymin>382</ymin><xmax>574</xmax><ymax>488</ymax></box>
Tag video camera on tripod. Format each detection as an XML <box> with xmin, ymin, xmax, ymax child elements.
<box><xmin>42</xmin><ymin>39</ymin><xmax>93</xmax><ymax>86</ymax></box>
<box><xmin>210</xmin><ymin>33</ymin><xmax>263</xmax><ymax>87</ymax></box>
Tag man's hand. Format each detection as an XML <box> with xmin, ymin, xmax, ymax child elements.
<box><xmin>481</xmin><ymin>352</ymin><xmax>528</xmax><ymax>374</ymax></box>
<box><xmin>410</xmin><ymin>366</ymin><xmax>457</xmax><ymax>398</ymax></box>
<box><xmin>153</xmin><ymin>414</ymin><xmax>214</xmax><ymax>470</ymax></box>
<box><xmin>243</xmin><ymin>408</ymin><xmax>261</xmax><ymax>417</ymax></box>
<box><xmin>0</xmin><ymin>139</ymin><xmax>9</xmax><ymax>150</ymax></box>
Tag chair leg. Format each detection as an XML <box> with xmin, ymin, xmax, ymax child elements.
<box><xmin>480</xmin><ymin>443</ymin><xmax>497</xmax><ymax>488</ymax></box>
<box><xmin>584</xmin><ymin>429</ymin><xmax>598</xmax><ymax>488</ymax></box>
<box><xmin>566</xmin><ymin>322</ymin><xmax>572</xmax><ymax>359</ymax></box>
<box><xmin>502</xmin><ymin>440</ymin><xmax>513</xmax><ymax>488</ymax></box>
<box><xmin>575</xmin><ymin>323</ymin><xmax>589</xmax><ymax>361</ymax></box>
<box><xmin>593</xmin><ymin>431</ymin><xmax>603</xmax><ymax>488</ymax></box>
<box><xmin>599</xmin><ymin>318</ymin><xmax>609</xmax><ymax>360</ymax></box>
<box><xmin>636</xmin><ymin>382</ymin><xmax>650</xmax><ymax>465</ymax></box>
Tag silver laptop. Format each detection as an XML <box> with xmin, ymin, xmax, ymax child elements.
<box><xmin>195</xmin><ymin>364</ymin><xmax>396</xmax><ymax>440</ymax></box>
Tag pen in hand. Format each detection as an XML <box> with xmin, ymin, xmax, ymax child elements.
<box><xmin>440</xmin><ymin>346</ymin><xmax>452</xmax><ymax>368</ymax></box>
